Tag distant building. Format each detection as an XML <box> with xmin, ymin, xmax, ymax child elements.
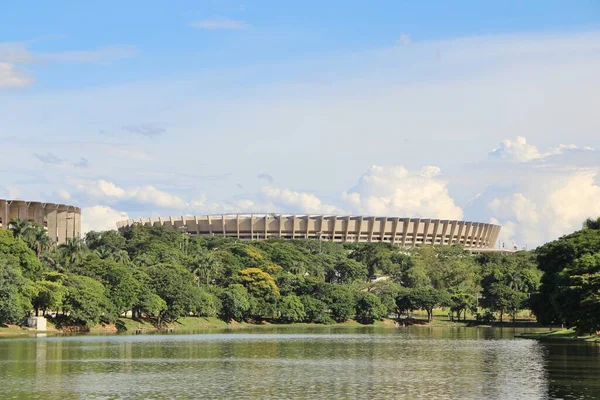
<box><xmin>117</xmin><ymin>214</ymin><xmax>501</xmax><ymax>250</ymax></box>
<box><xmin>0</xmin><ymin>199</ymin><xmax>81</xmax><ymax>244</ymax></box>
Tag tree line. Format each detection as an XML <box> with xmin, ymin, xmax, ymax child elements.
<box><xmin>0</xmin><ymin>217</ymin><xmax>598</xmax><ymax>333</ymax></box>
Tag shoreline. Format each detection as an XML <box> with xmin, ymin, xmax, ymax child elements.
<box><xmin>0</xmin><ymin>317</ymin><xmax>556</xmax><ymax>338</ymax></box>
<box><xmin>516</xmin><ymin>329</ymin><xmax>600</xmax><ymax>342</ymax></box>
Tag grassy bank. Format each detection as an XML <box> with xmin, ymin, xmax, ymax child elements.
<box><xmin>516</xmin><ymin>328</ymin><xmax>600</xmax><ymax>342</ymax></box>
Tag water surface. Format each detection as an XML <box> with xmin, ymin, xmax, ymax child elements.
<box><xmin>1</xmin><ymin>327</ymin><xmax>598</xmax><ymax>399</ymax></box>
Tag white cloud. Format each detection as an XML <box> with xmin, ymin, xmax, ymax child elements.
<box><xmin>81</xmin><ymin>205</ymin><xmax>129</xmax><ymax>233</ymax></box>
<box><xmin>485</xmin><ymin>159</ymin><xmax>600</xmax><ymax>247</ymax></box>
<box><xmin>259</xmin><ymin>186</ymin><xmax>339</xmax><ymax>214</ymax></box>
<box><xmin>489</xmin><ymin>136</ymin><xmax>595</xmax><ymax>163</ymax></box>
<box><xmin>71</xmin><ymin>179</ymin><xmax>186</xmax><ymax>209</ymax></box>
<box><xmin>0</xmin><ymin>62</ymin><xmax>33</xmax><ymax>89</ymax></box>
<box><xmin>342</xmin><ymin>165</ymin><xmax>463</xmax><ymax>219</ymax></box>
<box><xmin>189</xmin><ymin>19</ymin><xmax>248</xmax><ymax>30</ymax></box>
<box><xmin>129</xmin><ymin>186</ymin><xmax>186</xmax><ymax>209</ymax></box>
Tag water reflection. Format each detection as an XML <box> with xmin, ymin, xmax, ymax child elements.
<box><xmin>0</xmin><ymin>327</ymin><xmax>598</xmax><ymax>399</ymax></box>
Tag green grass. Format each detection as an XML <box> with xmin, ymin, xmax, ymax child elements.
<box><xmin>516</xmin><ymin>328</ymin><xmax>600</xmax><ymax>342</ymax></box>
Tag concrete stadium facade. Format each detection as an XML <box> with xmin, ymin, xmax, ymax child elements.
<box><xmin>0</xmin><ymin>199</ymin><xmax>81</xmax><ymax>244</ymax></box>
<box><xmin>117</xmin><ymin>214</ymin><xmax>501</xmax><ymax>250</ymax></box>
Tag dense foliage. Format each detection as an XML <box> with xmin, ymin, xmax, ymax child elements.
<box><xmin>0</xmin><ymin>220</ymin><xmax>552</xmax><ymax>330</ymax></box>
<box><xmin>531</xmin><ymin>218</ymin><xmax>600</xmax><ymax>334</ymax></box>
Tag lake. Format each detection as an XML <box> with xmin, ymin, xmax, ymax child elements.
<box><xmin>1</xmin><ymin>327</ymin><xmax>599</xmax><ymax>399</ymax></box>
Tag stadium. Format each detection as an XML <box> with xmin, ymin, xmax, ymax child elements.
<box><xmin>0</xmin><ymin>199</ymin><xmax>82</xmax><ymax>244</ymax></box>
<box><xmin>116</xmin><ymin>214</ymin><xmax>501</xmax><ymax>250</ymax></box>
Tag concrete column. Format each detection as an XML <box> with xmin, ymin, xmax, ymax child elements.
<box><xmin>66</xmin><ymin>207</ymin><xmax>75</xmax><ymax>239</ymax></box>
<box><xmin>401</xmin><ymin>218</ymin><xmax>410</xmax><ymax>247</ymax></box>
<box><xmin>412</xmin><ymin>218</ymin><xmax>421</xmax><ymax>247</ymax></box>
<box><xmin>391</xmin><ymin>217</ymin><xmax>400</xmax><ymax>245</ymax></box>
<box><xmin>448</xmin><ymin>221</ymin><xmax>458</xmax><ymax>245</ymax></box>
<box><xmin>367</xmin><ymin>217</ymin><xmax>375</xmax><ymax>242</ymax></box>
<box><xmin>46</xmin><ymin>205</ymin><xmax>58</xmax><ymax>243</ymax></box>
<box><xmin>1</xmin><ymin>200</ymin><xmax>7</xmax><ymax>229</ymax></box>
<box><xmin>74</xmin><ymin>209</ymin><xmax>81</xmax><ymax>238</ymax></box>
<box><xmin>431</xmin><ymin>219</ymin><xmax>441</xmax><ymax>245</ymax></box>
<box><xmin>356</xmin><ymin>216</ymin><xmax>363</xmax><ymax>242</ymax></box>
<box><xmin>56</xmin><ymin>205</ymin><xmax>68</xmax><ymax>244</ymax></box>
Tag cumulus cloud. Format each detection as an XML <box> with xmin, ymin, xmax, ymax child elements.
<box><xmin>482</xmin><ymin>137</ymin><xmax>600</xmax><ymax>247</ymax></box>
<box><xmin>489</xmin><ymin>136</ymin><xmax>594</xmax><ymax>163</ymax></box>
<box><xmin>259</xmin><ymin>186</ymin><xmax>339</xmax><ymax>214</ymax></box>
<box><xmin>81</xmin><ymin>205</ymin><xmax>129</xmax><ymax>233</ymax></box>
<box><xmin>189</xmin><ymin>19</ymin><xmax>249</xmax><ymax>30</ymax></box>
<box><xmin>342</xmin><ymin>165</ymin><xmax>463</xmax><ymax>219</ymax></box>
<box><xmin>72</xmin><ymin>179</ymin><xmax>186</xmax><ymax>209</ymax></box>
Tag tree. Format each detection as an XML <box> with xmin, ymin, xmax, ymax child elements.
<box><xmin>32</xmin><ymin>279</ymin><xmax>66</xmax><ymax>316</ymax></box>
<box><xmin>484</xmin><ymin>283</ymin><xmax>526</xmax><ymax>323</ymax></box>
<box><xmin>0</xmin><ymin>229</ymin><xmax>43</xmax><ymax>279</ymax></box>
<box><xmin>0</xmin><ymin>260</ymin><xmax>34</xmax><ymax>324</ymax></box>
<box><xmin>550</xmin><ymin>253</ymin><xmax>600</xmax><ymax>334</ymax></box>
<box><xmin>366</xmin><ymin>280</ymin><xmax>403</xmax><ymax>314</ymax></box>
<box><xmin>322</xmin><ymin>284</ymin><xmax>355</xmax><ymax>322</ymax></box>
<box><xmin>190</xmin><ymin>252</ymin><xmax>221</xmax><ymax>286</ymax></box>
<box><xmin>300</xmin><ymin>295</ymin><xmax>331</xmax><ymax>324</ymax></box>
<box><xmin>219</xmin><ymin>284</ymin><xmax>251</xmax><ymax>322</ymax></box>
<box><xmin>278</xmin><ymin>294</ymin><xmax>306</xmax><ymax>323</ymax></box>
<box><xmin>8</xmin><ymin>218</ymin><xmax>32</xmax><ymax>241</ymax></box>
<box><xmin>58</xmin><ymin>237</ymin><xmax>87</xmax><ymax>265</ymax></box>
<box><xmin>146</xmin><ymin>263</ymin><xmax>199</xmax><ymax>324</ymax></box>
<box><xmin>237</xmin><ymin>268</ymin><xmax>280</xmax><ymax>299</ymax></box>
<box><xmin>409</xmin><ymin>287</ymin><xmax>451</xmax><ymax>322</ymax></box>
<box><xmin>28</xmin><ymin>225</ymin><xmax>51</xmax><ymax>258</ymax></box>
<box><xmin>533</xmin><ymin>222</ymin><xmax>600</xmax><ymax>325</ymax></box>
<box><xmin>325</xmin><ymin>258</ymin><xmax>368</xmax><ymax>284</ymax></box>
<box><xmin>62</xmin><ymin>274</ymin><xmax>116</xmax><ymax>327</ymax></box>
<box><xmin>354</xmin><ymin>292</ymin><xmax>387</xmax><ymax>324</ymax></box>
<box><xmin>189</xmin><ymin>287</ymin><xmax>221</xmax><ymax>318</ymax></box>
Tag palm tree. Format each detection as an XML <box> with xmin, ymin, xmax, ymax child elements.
<box><xmin>95</xmin><ymin>246</ymin><xmax>113</xmax><ymax>260</ymax></box>
<box><xmin>190</xmin><ymin>253</ymin><xmax>220</xmax><ymax>286</ymax></box>
<box><xmin>29</xmin><ymin>225</ymin><xmax>51</xmax><ymax>258</ymax></box>
<box><xmin>9</xmin><ymin>218</ymin><xmax>32</xmax><ymax>240</ymax></box>
<box><xmin>58</xmin><ymin>237</ymin><xmax>86</xmax><ymax>264</ymax></box>
<box><xmin>114</xmin><ymin>250</ymin><xmax>131</xmax><ymax>265</ymax></box>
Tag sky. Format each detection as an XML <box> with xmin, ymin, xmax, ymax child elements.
<box><xmin>1</xmin><ymin>1</ymin><xmax>599</xmax><ymax>248</ymax></box>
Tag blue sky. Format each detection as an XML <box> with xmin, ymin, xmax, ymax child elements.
<box><xmin>1</xmin><ymin>1</ymin><xmax>600</xmax><ymax>247</ymax></box>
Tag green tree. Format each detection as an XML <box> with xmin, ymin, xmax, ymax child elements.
<box><xmin>219</xmin><ymin>284</ymin><xmax>251</xmax><ymax>322</ymax></box>
<box><xmin>354</xmin><ymin>292</ymin><xmax>387</xmax><ymax>324</ymax></box>
<box><xmin>300</xmin><ymin>295</ymin><xmax>332</xmax><ymax>323</ymax></box>
<box><xmin>409</xmin><ymin>286</ymin><xmax>452</xmax><ymax>322</ymax></box>
<box><xmin>322</xmin><ymin>284</ymin><xmax>355</xmax><ymax>322</ymax></box>
<box><xmin>146</xmin><ymin>263</ymin><xmax>199</xmax><ymax>324</ymax></box>
<box><xmin>325</xmin><ymin>258</ymin><xmax>368</xmax><ymax>284</ymax></box>
<box><xmin>62</xmin><ymin>274</ymin><xmax>116</xmax><ymax>327</ymax></box>
<box><xmin>0</xmin><ymin>260</ymin><xmax>34</xmax><ymax>324</ymax></box>
<box><xmin>0</xmin><ymin>229</ymin><xmax>43</xmax><ymax>279</ymax></box>
<box><xmin>533</xmin><ymin>221</ymin><xmax>600</xmax><ymax>325</ymax></box>
<box><xmin>32</xmin><ymin>279</ymin><xmax>66</xmax><ymax>316</ymax></box>
<box><xmin>278</xmin><ymin>294</ymin><xmax>306</xmax><ymax>323</ymax></box>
